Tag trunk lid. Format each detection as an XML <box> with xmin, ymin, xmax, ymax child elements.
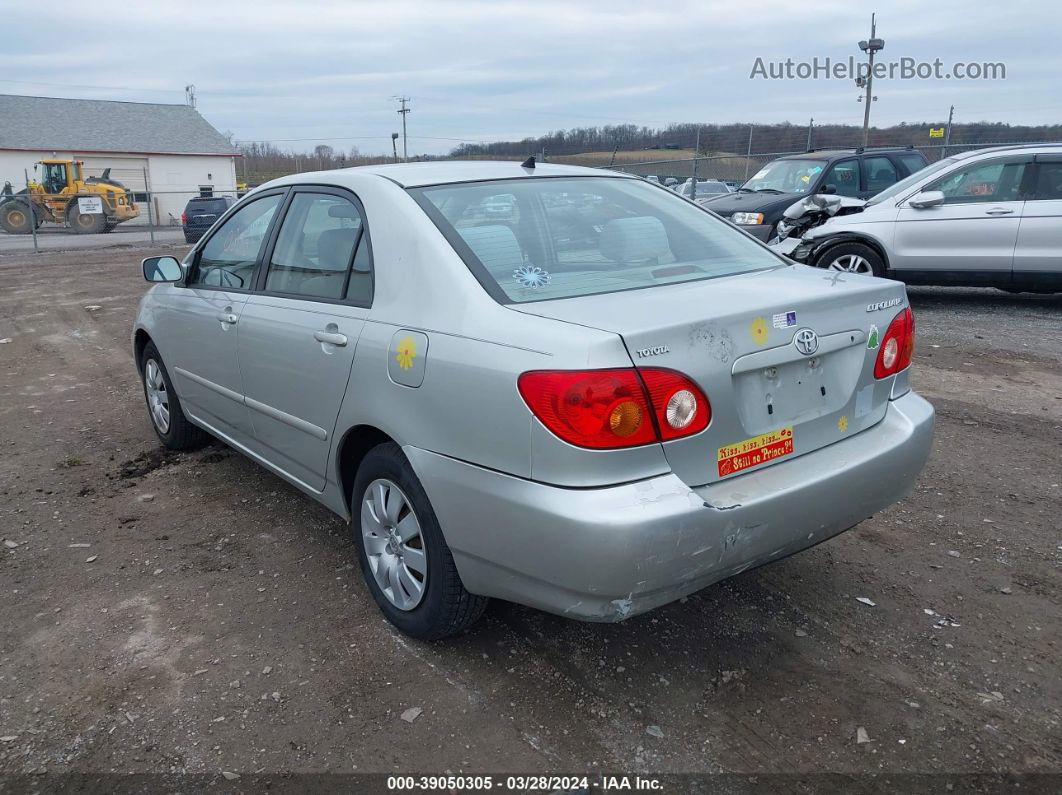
<box><xmin>512</xmin><ymin>266</ymin><xmax>908</xmax><ymax>487</ymax></box>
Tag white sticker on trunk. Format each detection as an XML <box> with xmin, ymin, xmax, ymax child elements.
<box><xmin>772</xmin><ymin>311</ymin><xmax>797</xmax><ymax>329</ymax></box>
<box><xmin>855</xmin><ymin>384</ymin><xmax>875</xmax><ymax>418</ymax></box>
<box><xmin>77</xmin><ymin>197</ymin><xmax>103</xmax><ymax>214</ymax></box>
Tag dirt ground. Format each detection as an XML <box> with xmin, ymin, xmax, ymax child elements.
<box><xmin>0</xmin><ymin>245</ymin><xmax>1059</xmax><ymax>789</ymax></box>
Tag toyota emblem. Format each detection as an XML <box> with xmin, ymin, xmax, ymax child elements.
<box><xmin>793</xmin><ymin>328</ymin><xmax>819</xmax><ymax>356</ymax></box>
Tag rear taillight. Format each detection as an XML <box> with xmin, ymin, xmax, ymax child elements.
<box><xmin>517</xmin><ymin>368</ymin><xmax>711</xmax><ymax>450</ymax></box>
<box><xmin>638</xmin><ymin>368</ymin><xmax>711</xmax><ymax>441</ymax></box>
<box><xmin>181</xmin><ymin>212</ymin><xmax>188</xmax><ymax>225</ymax></box>
<box><xmin>874</xmin><ymin>307</ymin><xmax>915</xmax><ymax>379</ymax></box>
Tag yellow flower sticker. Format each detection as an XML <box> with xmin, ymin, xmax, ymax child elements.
<box><xmin>750</xmin><ymin>316</ymin><xmax>769</xmax><ymax>346</ymax></box>
<box><xmin>395</xmin><ymin>336</ymin><xmax>417</xmax><ymax>370</ymax></box>
<box><xmin>838</xmin><ymin>415</ymin><xmax>849</xmax><ymax>432</ymax></box>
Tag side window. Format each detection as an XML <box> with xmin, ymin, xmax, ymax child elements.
<box><xmin>1031</xmin><ymin>162</ymin><xmax>1062</xmax><ymax>200</ymax></box>
<box><xmin>898</xmin><ymin>153</ymin><xmax>927</xmax><ymax>177</ymax></box>
<box><xmin>822</xmin><ymin>160</ymin><xmax>860</xmax><ymax>197</ymax></box>
<box><xmin>863</xmin><ymin>156</ymin><xmax>899</xmax><ymax>194</ymax></box>
<box><xmin>264</xmin><ymin>193</ymin><xmax>365</xmax><ymax>300</ymax></box>
<box><xmin>191</xmin><ymin>194</ymin><xmax>282</xmax><ymax>289</ymax></box>
<box><xmin>932</xmin><ymin>160</ymin><xmax>1027</xmax><ymax>204</ymax></box>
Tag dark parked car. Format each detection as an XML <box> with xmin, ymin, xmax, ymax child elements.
<box><xmin>700</xmin><ymin>147</ymin><xmax>928</xmax><ymax>241</ymax></box>
<box><xmin>182</xmin><ymin>196</ymin><xmax>236</xmax><ymax>243</ymax></box>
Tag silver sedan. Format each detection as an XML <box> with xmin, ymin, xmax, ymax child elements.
<box><xmin>134</xmin><ymin>161</ymin><xmax>934</xmax><ymax>639</ymax></box>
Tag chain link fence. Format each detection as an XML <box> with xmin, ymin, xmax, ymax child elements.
<box><xmin>0</xmin><ymin>162</ymin><xmax>244</xmax><ymax>253</ymax></box>
<box><xmin>569</xmin><ymin>140</ymin><xmax>1059</xmax><ymax>184</ymax></box>
<box><xmin>4</xmin><ymin>137</ymin><xmax>1059</xmax><ymax>253</ymax></box>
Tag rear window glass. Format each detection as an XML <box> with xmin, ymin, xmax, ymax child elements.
<box><xmin>188</xmin><ymin>199</ymin><xmax>228</xmax><ymax>211</ymax></box>
<box><xmin>412</xmin><ymin>177</ymin><xmax>782</xmax><ymax>303</ymax></box>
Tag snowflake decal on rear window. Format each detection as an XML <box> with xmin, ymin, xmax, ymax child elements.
<box><xmin>513</xmin><ymin>265</ymin><xmax>551</xmax><ymax>289</ymax></box>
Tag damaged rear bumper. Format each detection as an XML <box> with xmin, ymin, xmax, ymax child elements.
<box><xmin>405</xmin><ymin>391</ymin><xmax>934</xmax><ymax>622</ymax></box>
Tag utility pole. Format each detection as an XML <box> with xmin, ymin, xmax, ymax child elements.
<box><xmin>943</xmin><ymin>104</ymin><xmax>955</xmax><ymax>157</ymax></box>
<box><xmin>858</xmin><ymin>14</ymin><xmax>885</xmax><ymax>148</ymax></box>
<box><xmin>690</xmin><ymin>127</ymin><xmax>701</xmax><ymax>200</ymax></box>
<box><xmin>744</xmin><ymin>124</ymin><xmax>754</xmax><ymax>179</ymax></box>
<box><xmin>394</xmin><ymin>97</ymin><xmax>410</xmax><ymax>162</ymax></box>
<box><xmin>806</xmin><ymin>118</ymin><xmax>814</xmax><ymax>151</ymax></box>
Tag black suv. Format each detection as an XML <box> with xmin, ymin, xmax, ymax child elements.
<box><xmin>181</xmin><ymin>196</ymin><xmax>236</xmax><ymax>244</ymax></box>
<box><xmin>701</xmin><ymin>147</ymin><xmax>928</xmax><ymax>241</ymax></box>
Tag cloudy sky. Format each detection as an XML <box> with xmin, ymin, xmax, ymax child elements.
<box><xmin>4</xmin><ymin>1</ymin><xmax>1058</xmax><ymax>155</ymax></box>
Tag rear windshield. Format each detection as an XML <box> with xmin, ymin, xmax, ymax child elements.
<box><xmin>188</xmin><ymin>199</ymin><xmax>228</xmax><ymax>211</ymax></box>
<box><xmin>411</xmin><ymin>177</ymin><xmax>782</xmax><ymax>303</ymax></box>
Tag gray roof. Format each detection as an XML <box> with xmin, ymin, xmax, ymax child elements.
<box><xmin>0</xmin><ymin>94</ymin><xmax>238</xmax><ymax>156</ymax></box>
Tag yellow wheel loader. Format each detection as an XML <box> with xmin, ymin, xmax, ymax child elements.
<box><xmin>0</xmin><ymin>159</ymin><xmax>139</xmax><ymax>234</ymax></box>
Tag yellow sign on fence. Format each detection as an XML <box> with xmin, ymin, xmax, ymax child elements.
<box><xmin>929</xmin><ymin>127</ymin><xmax>945</xmax><ymax>138</ymax></box>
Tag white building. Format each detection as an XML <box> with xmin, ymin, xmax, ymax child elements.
<box><xmin>0</xmin><ymin>94</ymin><xmax>239</xmax><ymax>226</ymax></box>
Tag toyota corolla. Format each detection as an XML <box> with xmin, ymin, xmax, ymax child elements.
<box><xmin>134</xmin><ymin>161</ymin><xmax>934</xmax><ymax>639</ymax></box>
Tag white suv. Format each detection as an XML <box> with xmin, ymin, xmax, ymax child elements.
<box><xmin>791</xmin><ymin>144</ymin><xmax>1062</xmax><ymax>293</ymax></box>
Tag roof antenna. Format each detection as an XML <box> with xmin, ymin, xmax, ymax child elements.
<box><xmin>521</xmin><ymin>155</ymin><xmax>535</xmax><ymax>169</ymax></box>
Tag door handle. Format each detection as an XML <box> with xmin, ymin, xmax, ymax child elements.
<box><xmin>216</xmin><ymin>312</ymin><xmax>238</xmax><ymax>324</ymax></box>
<box><xmin>984</xmin><ymin>207</ymin><xmax>1014</xmax><ymax>215</ymax></box>
<box><xmin>314</xmin><ymin>330</ymin><xmax>348</xmax><ymax>347</ymax></box>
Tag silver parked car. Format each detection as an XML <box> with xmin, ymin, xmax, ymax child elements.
<box><xmin>791</xmin><ymin>143</ymin><xmax>1062</xmax><ymax>293</ymax></box>
<box><xmin>134</xmin><ymin>161</ymin><xmax>934</xmax><ymax>639</ymax></box>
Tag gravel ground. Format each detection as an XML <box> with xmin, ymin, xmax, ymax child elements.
<box><xmin>0</xmin><ymin>246</ymin><xmax>1059</xmax><ymax>790</ymax></box>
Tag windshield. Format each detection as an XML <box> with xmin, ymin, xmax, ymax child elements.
<box><xmin>677</xmin><ymin>180</ymin><xmax>727</xmax><ymax>197</ymax></box>
<box><xmin>865</xmin><ymin>156</ymin><xmax>959</xmax><ymax>206</ymax></box>
<box><xmin>741</xmin><ymin>159</ymin><xmax>827</xmax><ymax>194</ymax></box>
<box><xmin>412</xmin><ymin>177</ymin><xmax>782</xmax><ymax>304</ymax></box>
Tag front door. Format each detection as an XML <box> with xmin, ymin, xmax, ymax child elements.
<box><xmin>156</xmin><ymin>192</ymin><xmax>284</xmax><ymax>443</ymax></box>
<box><xmin>236</xmin><ymin>189</ymin><xmax>373</xmax><ymax>491</ymax></box>
<box><xmin>890</xmin><ymin>155</ymin><xmax>1030</xmax><ymax>277</ymax></box>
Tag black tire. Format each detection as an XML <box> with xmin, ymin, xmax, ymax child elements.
<box><xmin>0</xmin><ymin>201</ymin><xmax>34</xmax><ymax>234</ymax></box>
<box><xmin>813</xmin><ymin>241</ymin><xmax>886</xmax><ymax>278</ymax></box>
<box><xmin>352</xmin><ymin>443</ymin><xmax>488</xmax><ymax>640</ymax></box>
<box><xmin>140</xmin><ymin>342</ymin><xmax>209</xmax><ymax>451</ymax></box>
<box><xmin>66</xmin><ymin>203</ymin><xmax>107</xmax><ymax>234</ymax></box>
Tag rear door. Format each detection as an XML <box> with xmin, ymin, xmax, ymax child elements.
<box><xmin>1012</xmin><ymin>154</ymin><xmax>1062</xmax><ymax>288</ymax></box>
<box><xmin>861</xmin><ymin>155</ymin><xmax>901</xmax><ymax>199</ymax></box>
<box><xmin>890</xmin><ymin>155</ymin><xmax>1030</xmax><ymax>277</ymax></box>
<box><xmin>236</xmin><ymin>187</ymin><xmax>372</xmax><ymax>491</ymax></box>
<box><xmin>896</xmin><ymin>151</ymin><xmax>929</xmax><ymax>178</ymax></box>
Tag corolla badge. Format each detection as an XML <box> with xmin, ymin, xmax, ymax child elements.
<box><xmin>867</xmin><ymin>297</ymin><xmax>902</xmax><ymax>312</ymax></box>
<box><xmin>793</xmin><ymin>328</ymin><xmax>819</xmax><ymax>356</ymax></box>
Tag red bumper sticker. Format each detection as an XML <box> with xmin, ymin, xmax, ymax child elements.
<box><xmin>717</xmin><ymin>426</ymin><xmax>794</xmax><ymax>477</ymax></box>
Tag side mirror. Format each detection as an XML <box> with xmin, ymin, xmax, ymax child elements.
<box><xmin>908</xmin><ymin>190</ymin><xmax>945</xmax><ymax>209</ymax></box>
<box><xmin>821</xmin><ymin>185</ymin><xmax>837</xmax><ymax>195</ymax></box>
<box><xmin>142</xmin><ymin>255</ymin><xmax>183</xmax><ymax>283</ymax></box>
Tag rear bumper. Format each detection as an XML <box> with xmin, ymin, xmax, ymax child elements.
<box><xmin>406</xmin><ymin>391</ymin><xmax>934</xmax><ymax>622</ymax></box>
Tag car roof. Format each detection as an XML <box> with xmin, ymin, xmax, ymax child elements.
<box><xmin>777</xmin><ymin>148</ymin><xmax>917</xmax><ymax>161</ymax></box>
<box><xmin>297</xmin><ymin>160</ymin><xmax>633</xmax><ymax>188</ymax></box>
<box><xmin>949</xmin><ymin>142</ymin><xmax>1062</xmax><ymax>160</ymax></box>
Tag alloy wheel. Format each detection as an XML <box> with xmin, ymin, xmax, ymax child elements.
<box><xmin>827</xmin><ymin>254</ymin><xmax>873</xmax><ymax>274</ymax></box>
<box><xmin>144</xmin><ymin>359</ymin><xmax>170</xmax><ymax>433</ymax></box>
<box><xmin>360</xmin><ymin>478</ymin><xmax>427</xmax><ymax>611</ymax></box>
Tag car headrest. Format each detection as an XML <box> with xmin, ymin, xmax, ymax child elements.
<box><xmin>598</xmin><ymin>216</ymin><xmax>670</xmax><ymax>263</ymax></box>
<box><xmin>317</xmin><ymin>228</ymin><xmax>358</xmax><ymax>270</ymax></box>
<box><xmin>457</xmin><ymin>224</ymin><xmax>523</xmax><ymax>276</ymax></box>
